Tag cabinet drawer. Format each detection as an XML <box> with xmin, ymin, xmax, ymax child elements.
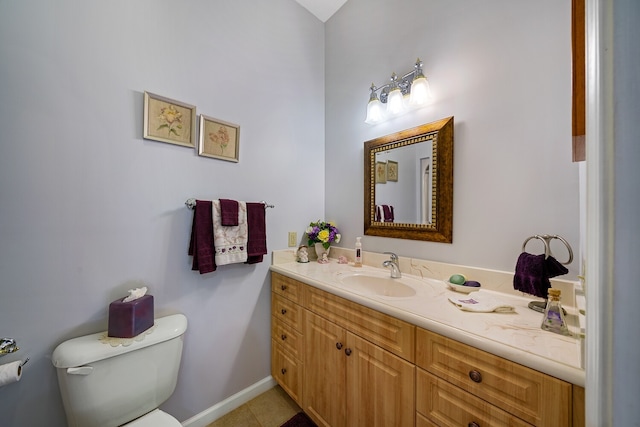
<box><xmin>272</xmin><ymin>315</ymin><xmax>304</xmax><ymax>361</ymax></box>
<box><xmin>416</xmin><ymin>369</ymin><xmax>531</xmax><ymax>427</ymax></box>
<box><xmin>271</xmin><ymin>339</ymin><xmax>303</xmax><ymax>405</ymax></box>
<box><xmin>305</xmin><ymin>285</ymin><xmax>415</xmax><ymax>362</ymax></box>
<box><xmin>272</xmin><ymin>272</ymin><xmax>303</xmax><ymax>304</ymax></box>
<box><xmin>416</xmin><ymin>412</ymin><xmax>437</xmax><ymax>427</ymax></box>
<box><xmin>416</xmin><ymin>328</ymin><xmax>571</xmax><ymax>426</ymax></box>
<box><xmin>272</xmin><ymin>293</ymin><xmax>304</xmax><ymax>331</ymax></box>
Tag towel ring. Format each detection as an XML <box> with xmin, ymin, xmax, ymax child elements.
<box><xmin>522</xmin><ymin>234</ymin><xmax>573</xmax><ymax>265</ymax></box>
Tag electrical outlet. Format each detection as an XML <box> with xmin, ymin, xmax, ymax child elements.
<box><xmin>288</xmin><ymin>232</ymin><xmax>297</xmax><ymax>247</ymax></box>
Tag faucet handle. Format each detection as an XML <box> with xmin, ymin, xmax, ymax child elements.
<box><xmin>383</xmin><ymin>251</ymin><xmax>398</xmax><ymax>261</ymax></box>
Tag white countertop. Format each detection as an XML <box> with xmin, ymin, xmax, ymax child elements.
<box><xmin>270</xmin><ymin>256</ymin><xmax>585</xmax><ymax>386</ymax></box>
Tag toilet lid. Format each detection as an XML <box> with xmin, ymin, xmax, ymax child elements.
<box><xmin>124</xmin><ymin>409</ymin><xmax>181</xmax><ymax>427</ymax></box>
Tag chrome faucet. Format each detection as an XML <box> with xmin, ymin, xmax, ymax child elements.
<box><xmin>382</xmin><ymin>252</ymin><xmax>402</xmax><ymax>278</ymax></box>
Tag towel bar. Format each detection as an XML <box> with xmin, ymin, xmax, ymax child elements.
<box><xmin>522</xmin><ymin>234</ymin><xmax>573</xmax><ymax>265</ymax></box>
<box><xmin>184</xmin><ymin>198</ymin><xmax>274</xmax><ymax>210</ymax></box>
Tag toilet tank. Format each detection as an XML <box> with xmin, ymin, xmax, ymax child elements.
<box><xmin>52</xmin><ymin>314</ymin><xmax>188</xmax><ymax>427</ymax></box>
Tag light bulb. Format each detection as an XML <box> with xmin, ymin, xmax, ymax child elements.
<box><xmin>365</xmin><ymin>98</ymin><xmax>385</xmax><ymax>124</ymax></box>
<box><xmin>386</xmin><ymin>87</ymin><xmax>405</xmax><ymax>116</ymax></box>
<box><xmin>409</xmin><ymin>76</ymin><xmax>432</xmax><ymax>106</ymax></box>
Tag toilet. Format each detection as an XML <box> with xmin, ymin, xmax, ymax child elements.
<box><xmin>52</xmin><ymin>314</ymin><xmax>187</xmax><ymax>427</ymax></box>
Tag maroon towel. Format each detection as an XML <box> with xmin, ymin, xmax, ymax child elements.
<box><xmin>188</xmin><ymin>200</ymin><xmax>216</xmax><ymax>274</ymax></box>
<box><xmin>382</xmin><ymin>205</ymin><xmax>394</xmax><ymax>222</ymax></box>
<box><xmin>245</xmin><ymin>202</ymin><xmax>267</xmax><ymax>264</ymax></box>
<box><xmin>513</xmin><ymin>252</ymin><xmax>568</xmax><ymax>298</ymax></box>
<box><xmin>219</xmin><ymin>199</ymin><xmax>239</xmax><ymax>226</ymax></box>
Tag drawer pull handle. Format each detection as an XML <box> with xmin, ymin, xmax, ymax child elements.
<box><xmin>468</xmin><ymin>423</ymin><xmax>480</xmax><ymax>427</ymax></box>
<box><xmin>281</xmin><ymin>309</ymin><xmax>287</xmax><ymax>315</ymax></box>
<box><xmin>281</xmin><ymin>285</ymin><xmax>287</xmax><ymax>290</ymax></box>
<box><xmin>336</xmin><ymin>342</ymin><xmax>343</xmax><ymax>350</ymax></box>
<box><xmin>281</xmin><ymin>334</ymin><xmax>287</xmax><ymax>341</ymax></box>
<box><xmin>281</xmin><ymin>368</ymin><xmax>287</xmax><ymax>375</ymax></box>
<box><xmin>469</xmin><ymin>370</ymin><xmax>482</xmax><ymax>383</ymax></box>
<box><xmin>345</xmin><ymin>348</ymin><xmax>352</xmax><ymax>356</ymax></box>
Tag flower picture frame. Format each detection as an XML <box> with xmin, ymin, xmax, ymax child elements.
<box><xmin>143</xmin><ymin>91</ymin><xmax>196</xmax><ymax>148</ymax></box>
<box><xmin>198</xmin><ymin>114</ymin><xmax>240</xmax><ymax>162</ymax></box>
<box><xmin>387</xmin><ymin>160</ymin><xmax>398</xmax><ymax>182</ymax></box>
<box><xmin>375</xmin><ymin>161</ymin><xmax>387</xmax><ymax>183</ymax></box>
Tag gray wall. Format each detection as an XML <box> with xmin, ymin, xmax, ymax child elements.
<box><xmin>0</xmin><ymin>1</ymin><xmax>324</xmax><ymax>425</ymax></box>
<box><xmin>325</xmin><ymin>0</ymin><xmax>580</xmax><ymax>278</ymax></box>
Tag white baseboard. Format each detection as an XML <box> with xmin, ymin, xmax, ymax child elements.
<box><xmin>181</xmin><ymin>376</ymin><xmax>276</xmax><ymax>427</ymax></box>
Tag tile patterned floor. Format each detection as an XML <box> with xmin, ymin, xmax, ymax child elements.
<box><xmin>206</xmin><ymin>385</ymin><xmax>301</xmax><ymax>427</ymax></box>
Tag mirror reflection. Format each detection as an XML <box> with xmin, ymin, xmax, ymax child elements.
<box><xmin>364</xmin><ymin>117</ymin><xmax>453</xmax><ymax>242</ymax></box>
<box><xmin>374</xmin><ymin>139</ymin><xmax>434</xmax><ymax>224</ymax></box>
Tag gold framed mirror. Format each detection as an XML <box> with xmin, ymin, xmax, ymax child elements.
<box><xmin>364</xmin><ymin>117</ymin><xmax>453</xmax><ymax>242</ymax></box>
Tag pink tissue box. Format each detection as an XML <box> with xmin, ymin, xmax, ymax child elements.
<box><xmin>108</xmin><ymin>295</ymin><xmax>154</xmax><ymax>338</ymax></box>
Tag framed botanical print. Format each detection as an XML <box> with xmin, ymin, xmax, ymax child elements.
<box><xmin>143</xmin><ymin>91</ymin><xmax>196</xmax><ymax>147</ymax></box>
<box><xmin>375</xmin><ymin>161</ymin><xmax>387</xmax><ymax>183</ymax></box>
<box><xmin>198</xmin><ymin>114</ymin><xmax>240</xmax><ymax>162</ymax></box>
<box><xmin>387</xmin><ymin>160</ymin><xmax>398</xmax><ymax>182</ymax></box>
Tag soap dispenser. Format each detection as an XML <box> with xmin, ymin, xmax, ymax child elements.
<box><xmin>540</xmin><ymin>288</ymin><xmax>570</xmax><ymax>336</ymax></box>
<box><xmin>354</xmin><ymin>237</ymin><xmax>362</xmax><ymax>267</ymax></box>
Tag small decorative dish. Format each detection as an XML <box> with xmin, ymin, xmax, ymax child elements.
<box><xmin>446</xmin><ymin>280</ymin><xmax>481</xmax><ymax>294</ymax></box>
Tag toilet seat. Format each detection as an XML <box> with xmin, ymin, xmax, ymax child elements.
<box><xmin>123</xmin><ymin>409</ymin><xmax>182</xmax><ymax>427</ymax></box>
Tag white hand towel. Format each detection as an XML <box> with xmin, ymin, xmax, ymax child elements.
<box><xmin>448</xmin><ymin>294</ymin><xmax>515</xmax><ymax>313</ymax></box>
<box><xmin>212</xmin><ymin>200</ymin><xmax>248</xmax><ymax>265</ymax></box>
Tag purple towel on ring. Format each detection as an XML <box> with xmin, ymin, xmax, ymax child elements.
<box><xmin>513</xmin><ymin>252</ymin><xmax>568</xmax><ymax>299</ymax></box>
<box><xmin>219</xmin><ymin>199</ymin><xmax>239</xmax><ymax>226</ymax></box>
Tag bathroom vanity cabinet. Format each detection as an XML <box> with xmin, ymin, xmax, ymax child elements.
<box><xmin>271</xmin><ymin>272</ymin><xmax>585</xmax><ymax>427</ymax></box>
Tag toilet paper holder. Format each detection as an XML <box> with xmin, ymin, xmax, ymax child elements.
<box><xmin>0</xmin><ymin>338</ymin><xmax>19</xmax><ymax>357</ymax></box>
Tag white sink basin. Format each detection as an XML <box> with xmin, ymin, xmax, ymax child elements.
<box><xmin>336</xmin><ymin>272</ymin><xmax>419</xmax><ymax>298</ymax></box>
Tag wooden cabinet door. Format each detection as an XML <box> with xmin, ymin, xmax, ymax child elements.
<box><xmin>304</xmin><ymin>312</ymin><xmax>347</xmax><ymax>427</ymax></box>
<box><xmin>345</xmin><ymin>332</ymin><xmax>415</xmax><ymax>427</ymax></box>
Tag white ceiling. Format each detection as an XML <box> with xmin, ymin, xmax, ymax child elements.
<box><xmin>294</xmin><ymin>0</ymin><xmax>348</xmax><ymax>22</ymax></box>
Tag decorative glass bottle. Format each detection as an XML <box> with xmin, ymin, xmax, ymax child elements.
<box><xmin>540</xmin><ymin>288</ymin><xmax>571</xmax><ymax>336</ymax></box>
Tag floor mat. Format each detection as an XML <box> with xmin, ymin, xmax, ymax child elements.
<box><xmin>281</xmin><ymin>412</ymin><xmax>317</xmax><ymax>427</ymax></box>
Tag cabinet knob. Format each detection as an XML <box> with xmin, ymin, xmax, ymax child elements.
<box><xmin>468</xmin><ymin>423</ymin><xmax>480</xmax><ymax>427</ymax></box>
<box><xmin>345</xmin><ymin>348</ymin><xmax>352</xmax><ymax>356</ymax></box>
<box><xmin>281</xmin><ymin>309</ymin><xmax>287</xmax><ymax>315</ymax></box>
<box><xmin>469</xmin><ymin>370</ymin><xmax>482</xmax><ymax>383</ymax></box>
<box><xmin>281</xmin><ymin>334</ymin><xmax>287</xmax><ymax>341</ymax></box>
<box><xmin>336</xmin><ymin>342</ymin><xmax>343</xmax><ymax>350</ymax></box>
<box><xmin>281</xmin><ymin>285</ymin><xmax>287</xmax><ymax>291</ymax></box>
<box><xmin>281</xmin><ymin>368</ymin><xmax>287</xmax><ymax>375</ymax></box>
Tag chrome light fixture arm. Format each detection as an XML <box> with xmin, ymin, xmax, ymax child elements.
<box><xmin>370</xmin><ymin>59</ymin><xmax>425</xmax><ymax>104</ymax></box>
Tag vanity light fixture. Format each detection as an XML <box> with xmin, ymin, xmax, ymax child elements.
<box><xmin>365</xmin><ymin>58</ymin><xmax>433</xmax><ymax>125</ymax></box>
